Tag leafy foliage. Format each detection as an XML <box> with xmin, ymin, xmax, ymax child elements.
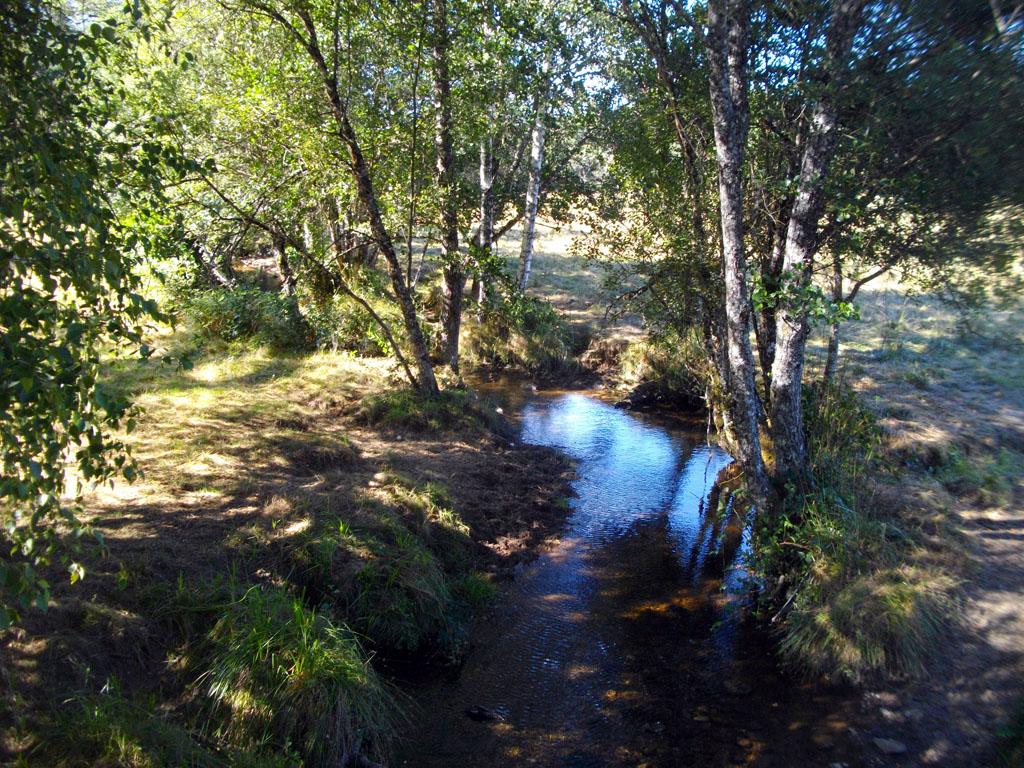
<box><xmin>182</xmin><ymin>287</ymin><xmax>312</xmax><ymax>352</ymax></box>
<box><xmin>0</xmin><ymin>1</ymin><xmax>184</xmax><ymax>626</ymax></box>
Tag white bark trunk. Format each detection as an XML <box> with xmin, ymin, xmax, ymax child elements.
<box><xmin>517</xmin><ymin>74</ymin><xmax>549</xmax><ymax>291</ymax></box>
<box><xmin>770</xmin><ymin>0</ymin><xmax>866</xmax><ymax>481</ymax></box>
<box><xmin>706</xmin><ymin>0</ymin><xmax>771</xmax><ymax>508</ymax></box>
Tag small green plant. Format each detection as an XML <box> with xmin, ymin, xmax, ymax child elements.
<box><xmin>453</xmin><ymin>572</ymin><xmax>499</xmax><ymax>607</ymax></box>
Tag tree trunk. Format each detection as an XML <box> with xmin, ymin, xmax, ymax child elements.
<box><xmin>706</xmin><ymin>0</ymin><xmax>771</xmax><ymax>508</ymax></box>
<box><xmin>476</xmin><ymin>136</ymin><xmax>496</xmax><ymax>311</ymax></box>
<box><xmin>431</xmin><ymin>0</ymin><xmax>462</xmax><ymax>373</ymax></box>
<box><xmin>769</xmin><ymin>0</ymin><xmax>866</xmax><ymax>482</ymax></box>
<box><xmin>823</xmin><ymin>254</ymin><xmax>843</xmax><ymax>384</ymax></box>
<box><xmin>517</xmin><ymin>79</ymin><xmax>548</xmax><ymax>291</ymax></box>
<box><xmin>272</xmin><ymin>233</ymin><xmax>295</xmax><ymax>296</ymax></box>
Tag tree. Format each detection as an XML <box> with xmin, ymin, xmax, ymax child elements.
<box><xmin>767</xmin><ymin>0</ymin><xmax>867</xmax><ymax>483</ymax></box>
<box><xmin>0</xmin><ymin>0</ymin><xmax>182</xmax><ymax>626</ymax></box>
<box><xmin>431</xmin><ymin>0</ymin><xmax>464</xmax><ymax>373</ymax></box>
<box><xmin>705</xmin><ymin>0</ymin><xmax>771</xmax><ymax>505</ymax></box>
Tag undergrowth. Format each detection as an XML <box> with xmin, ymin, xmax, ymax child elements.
<box><xmin>464</xmin><ymin>292</ymin><xmax>583</xmax><ymax>375</ymax></box>
<box><xmin>179</xmin><ymin>286</ymin><xmax>312</xmax><ymax>352</ymax></box>
<box><xmin>754</xmin><ymin>384</ymin><xmax>961</xmax><ymax>682</ymax></box>
<box><xmin>358</xmin><ymin>388</ymin><xmax>509</xmax><ymax>437</ymax></box>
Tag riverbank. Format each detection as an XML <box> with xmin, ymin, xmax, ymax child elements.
<box><xmin>823</xmin><ymin>283</ymin><xmax>1024</xmax><ymax>766</ymax></box>
<box><xmin>0</xmin><ymin>335</ymin><xmax>574</xmax><ymax>766</ymax></box>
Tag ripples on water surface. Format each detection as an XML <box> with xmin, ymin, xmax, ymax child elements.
<box><xmin>400</xmin><ymin>390</ymin><xmax>860</xmax><ymax>768</ymax></box>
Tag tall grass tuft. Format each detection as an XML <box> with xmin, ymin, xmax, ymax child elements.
<box><xmin>197</xmin><ymin>586</ymin><xmax>396</xmax><ymax>768</ymax></box>
<box><xmin>754</xmin><ymin>383</ymin><xmax>961</xmax><ymax>682</ymax></box>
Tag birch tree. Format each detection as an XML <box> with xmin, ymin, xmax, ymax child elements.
<box><xmin>768</xmin><ymin>0</ymin><xmax>866</xmax><ymax>482</ymax></box>
<box><xmin>431</xmin><ymin>0</ymin><xmax>463</xmax><ymax>372</ymax></box>
<box><xmin>705</xmin><ymin>0</ymin><xmax>771</xmax><ymax>505</ymax></box>
<box><xmin>517</xmin><ymin>71</ymin><xmax>550</xmax><ymax>290</ymax></box>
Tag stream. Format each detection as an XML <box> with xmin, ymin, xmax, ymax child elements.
<box><xmin>399</xmin><ymin>389</ymin><xmax>862</xmax><ymax>767</ymax></box>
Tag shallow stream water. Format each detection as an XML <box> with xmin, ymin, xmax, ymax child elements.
<box><xmin>399</xmin><ymin>389</ymin><xmax>862</xmax><ymax>767</ymax></box>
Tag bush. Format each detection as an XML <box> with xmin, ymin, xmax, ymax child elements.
<box><xmin>464</xmin><ymin>293</ymin><xmax>579</xmax><ymax>375</ymax></box>
<box><xmin>302</xmin><ymin>289</ymin><xmax>401</xmax><ymax>357</ymax></box>
<box><xmin>753</xmin><ymin>383</ymin><xmax>960</xmax><ymax>682</ymax></box>
<box><xmin>182</xmin><ymin>287</ymin><xmax>312</xmax><ymax>351</ymax></box>
<box><xmin>197</xmin><ymin>586</ymin><xmax>395</xmax><ymax>768</ymax></box>
<box><xmin>615</xmin><ymin>327</ymin><xmax>711</xmax><ymax>405</ymax></box>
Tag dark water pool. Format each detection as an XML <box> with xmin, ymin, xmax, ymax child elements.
<box><xmin>399</xmin><ymin>390</ymin><xmax>861</xmax><ymax>767</ymax></box>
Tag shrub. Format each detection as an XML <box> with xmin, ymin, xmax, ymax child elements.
<box><xmin>464</xmin><ymin>293</ymin><xmax>578</xmax><ymax>375</ymax></box>
<box><xmin>197</xmin><ymin>586</ymin><xmax>395</xmax><ymax>768</ymax></box>
<box><xmin>302</xmin><ymin>291</ymin><xmax>401</xmax><ymax>357</ymax></box>
<box><xmin>182</xmin><ymin>287</ymin><xmax>312</xmax><ymax>351</ymax></box>
<box><xmin>615</xmin><ymin>327</ymin><xmax>711</xmax><ymax>404</ymax></box>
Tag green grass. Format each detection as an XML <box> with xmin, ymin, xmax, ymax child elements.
<box><xmin>197</xmin><ymin>586</ymin><xmax>395</xmax><ymax>768</ymax></box>
<box><xmin>755</xmin><ymin>384</ymin><xmax>961</xmax><ymax>683</ymax></box>
<box><xmin>27</xmin><ymin>684</ymin><xmax>293</xmax><ymax>768</ymax></box>
<box><xmin>934</xmin><ymin>446</ymin><xmax>1019</xmax><ymax>507</ymax></box>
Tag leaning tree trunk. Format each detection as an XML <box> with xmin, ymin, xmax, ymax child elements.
<box><xmin>517</xmin><ymin>81</ymin><xmax>549</xmax><ymax>291</ymax></box>
<box><xmin>431</xmin><ymin>0</ymin><xmax>463</xmax><ymax>373</ymax></box>
<box><xmin>706</xmin><ymin>0</ymin><xmax>771</xmax><ymax>509</ymax></box>
<box><xmin>770</xmin><ymin>0</ymin><xmax>866</xmax><ymax>483</ymax></box>
<box><xmin>292</xmin><ymin>12</ymin><xmax>437</xmax><ymax>393</ymax></box>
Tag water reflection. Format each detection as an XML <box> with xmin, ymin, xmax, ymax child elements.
<box><xmin>400</xmin><ymin>391</ymin><xmax>859</xmax><ymax>768</ymax></box>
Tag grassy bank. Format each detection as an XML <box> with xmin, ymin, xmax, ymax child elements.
<box><xmin>0</xmin><ymin>333</ymin><xmax>572</xmax><ymax>766</ymax></box>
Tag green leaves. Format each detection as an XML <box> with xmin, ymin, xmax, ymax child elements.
<box><xmin>752</xmin><ymin>269</ymin><xmax>860</xmax><ymax>326</ymax></box>
<box><xmin>1</xmin><ymin>1</ymin><xmax>181</xmax><ymax>625</ymax></box>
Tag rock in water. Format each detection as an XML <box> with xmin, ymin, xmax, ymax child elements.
<box><xmin>465</xmin><ymin>705</ymin><xmax>505</xmax><ymax>723</ymax></box>
<box><xmin>873</xmin><ymin>737</ymin><xmax>908</xmax><ymax>755</ymax></box>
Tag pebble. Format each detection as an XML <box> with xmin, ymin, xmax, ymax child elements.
<box><xmin>724</xmin><ymin>679</ymin><xmax>753</xmax><ymax>695</ymax></box>
<box><xmin>873</xmin><ymin>737</ymin><xmax>908</xmax><ymax>755</ymax></box>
